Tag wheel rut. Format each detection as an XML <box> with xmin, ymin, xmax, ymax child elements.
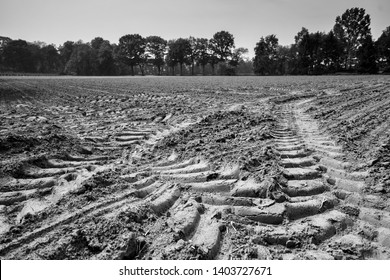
<box><xmin>0</xmin><ymin>117</ymin><xmax>197</xmax><ymax>258</ymax></box>
<box><xmin>265</xmin><ymin>100</ymin><xmax>390</xmax><ymax>260</ymax></box>
<box><xmin>2</xmin><ymin>91</ymin><xmax>390</xmax><ymax>260</ymax></box>
<box><xmin>138</xmin><ymin>98</ymin><xmax>390</xmax><ymax>260</ymax></box>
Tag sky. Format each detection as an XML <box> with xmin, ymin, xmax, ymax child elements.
<box><xmin>1</xmin><ymin>0</ymin><xmax>389</xmax><ymax>57</ymax></box>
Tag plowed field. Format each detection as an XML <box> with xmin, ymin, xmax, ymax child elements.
<box><xmin>1</xmin><ymin>75</ymin><xmax>389</xmax><ymax>260</ymax></box>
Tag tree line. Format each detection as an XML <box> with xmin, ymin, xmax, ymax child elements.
<box><xmin>254</xmin><ymin>7</ymin><xmax>390</xmax><ymax>75</ymax></box>
<box><xmin>0</xmin><ymin>31</ymin><xmax>250</xmax><ymax>76</ymax></box>
<box><xmin>0</xmin><ymin>7</ymin><xmax>389</xmax><ymax>76</ymax></box>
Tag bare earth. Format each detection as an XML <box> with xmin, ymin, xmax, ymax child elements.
<box><xmin>0</xmin><ymin>75</ymin><xmax>389</xmax><ymax>260</ymax></box>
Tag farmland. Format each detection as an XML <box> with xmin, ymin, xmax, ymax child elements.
<box><xmin>0</xmin><ymin>75</ymin><xmax>390</xmax><ymax>260</ymax></box>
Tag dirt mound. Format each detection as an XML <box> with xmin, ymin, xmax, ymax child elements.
<box><xmin>155</xmin><ymin>107</ymin><xmax>275</xmax><ymax>167</ymax></box>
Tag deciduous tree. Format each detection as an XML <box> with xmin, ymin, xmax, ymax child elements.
<box><xmin>333</xmin><ymin>7</ymin><xmax>371</xmax><ymax>70</ymax></box>
<box><xmin>254</xmin><ymin>35</ymin><xmax>279</xmax><ymax>75</ymax></box>
<box><xmin>97</xmin><ymin>41</ymin><xmax>115</xmax><ymax>75</ymax></box>
<box><xmin>188</xmin><ymin>37</ymin><xmax>198</xmax><ymax>75</ymax></box>
<box><xmin>59</xmin><ymin>41</ymin><xmax>74</xmax><ymax>72</ymax></box>
<box><xmin>376</xmin><ymin>26</ymin><xmax>390</xmax><ymax>72</ymax></box>
<box><xmin>39</xmin><ymin>45</ymin><xmax>62</xmax><ymax>73</ymax></box>
<box><xmin>118</xmin><ymin>34</ymin><xmax>146</xmax><ymax>75</ymax></box>
<box><xmin>230</xmin><ymin>47</ymin><xmax>248</xmax><ymax>67</ymax></box>
<box><xmin>146</xmin><ymin>36</ymin><xmax>167</xmax><ymax>75</ymax></box>
<box><xmin>357</xmin><ymin>35</ymin><xmax>377</xmax><ymax>73</ymax></box>
<box><xmin>194</xmin><ymin>38</ymin><xmax>209</xmax><ymax>75</ymax></box>
<box><xmin>209</xmin><ymin>31</ymin><xmax>235</xmax><ymax>62</ymax></box>
<box><xmin>2</xmin><ymin>40</ymin><xmax>35</xmax><ymax>72</ymax></box>
<box><xmin>166</xmin><ymin>38</ymin><xmax>191</xmax><ymax>75</ymax></box>
<box><xmin>64</xmin><ymin>41</ymin><xmax>96</xmax><ymax>75</ymax></box>
<box><xmin>322</xmin><ymin>30</ymin><xmax>343</xmax><ymax>72</ymax></box>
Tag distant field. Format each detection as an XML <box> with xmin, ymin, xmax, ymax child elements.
<box><xmin>0</xmin><ymin>75</ymin><xmax>385</xmax><ymax>94</ymax></box>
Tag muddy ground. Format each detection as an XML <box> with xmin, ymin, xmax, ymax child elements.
<box><xmin>0</xmin><ymin>75</ymin><xmax>389</xmax><ymax>260</ymax></box>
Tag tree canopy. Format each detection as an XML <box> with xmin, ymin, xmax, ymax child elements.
<box><xmin>209</xmin><ymin>31</ymin><xmax>235</xmax><ymax>62</ymax></box>
<box><xmin>118</xmin><ymin>34</ymin><xmax>146</xmax><ymax>75</ymax></box>
<box><xmin>254</xmin><ymin>35</ymin><xmax>279</xmax><ymax>75</ymax></box>
<box><xmin>376</xmin><ymin>26</ymin><xmax>390</xmax><ymax>72</ymax></box>
<box><xmin>334</xmin><ymin>7</ymin><xmax>371</xmax><ymax>70</ymax></box>
<box><xmin>146</xmin><ymin>36</ymin><xmax>167</xmax><ymax>75</ymax></box>
<box><xmin>166</xmin><ymin>38</ymin><xmax>191</xmax><ymax>76</ymax></box>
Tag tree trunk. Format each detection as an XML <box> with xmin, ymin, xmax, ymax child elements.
<box><xmin>202</xmin><ymin>64</ymin><xmax>205</xmax><ymax>76</ymax></box>
<box><xmin>157</xmin><ymin>66</ymin><xmax>161</xmax><ymax>76</ymax></box>
<box><xmin>180</xmin><ymin>63</ymin><xmax>183</xmax><ymax>76</ymax></box>
<box><xmin>131</xmin><ymin>65</ymin><xmax>134</xmax><ymax>76</ymax></box>
<box><xmin>191</xmin><ymin>62</ymin><xmax>195</xmax><ymax>75</ymax></box>
<box><xmin>139</xmin><ymin>64</ymin><xmax>144</xmax><ymax>76</ymax></box>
